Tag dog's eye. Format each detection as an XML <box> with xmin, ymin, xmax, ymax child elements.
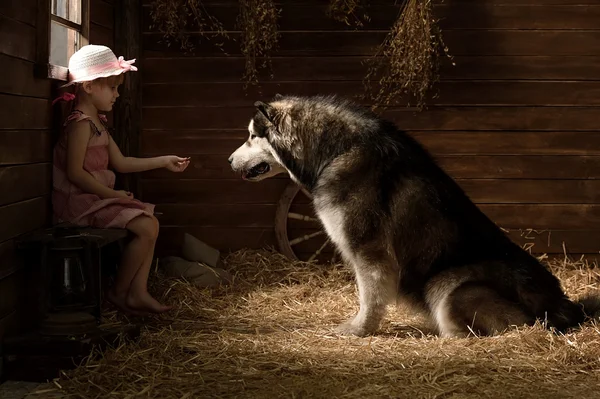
<box><xmin>250</xmin><ymin>134</ymin><xmax>257</xmax><ymax>140</ymax></box>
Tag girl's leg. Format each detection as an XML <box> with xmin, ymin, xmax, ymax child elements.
<box><xmin>107</xmin><ymin>215</ymin><xmax>165</xmax><ymax>314</ymax></box>
<box><xmin>126</xmin><ymin>215</ymin><xmax>172</xmax><ymax>313</ymax></box>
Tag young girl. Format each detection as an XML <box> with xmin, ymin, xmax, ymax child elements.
<box><xmin>52</xmin><ymin>45</ymin><xmax>190</xmax><ymax>315</ymax></box>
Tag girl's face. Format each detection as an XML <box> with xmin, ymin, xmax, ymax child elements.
<box><xmin>82</xmin><ymin>76</ymin><xmax>122</xmax><ymax>112</ymax></box>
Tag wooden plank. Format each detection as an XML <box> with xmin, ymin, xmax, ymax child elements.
<box><xmin>288</xmin><ymin>203</ymin><xmax>600</xmax><ymax>231</ymax></box>
<box><xmin>113</xmin><ymin>0</ymin><xmax>141</xmax><ymax>195</ymax></box>
<box><xmin>156</xmin><ymin>204</ymin><xmax>276</xmax><ymax>227</ymax></box>
<box><xmin>36</xmin><ymin>0</ymin><xmax>50</xmax><ymax>69</ymax></box>
<box><xmin>482</xmin><ymin>205</ymin><xmax>600</xmax><ymax>230</ymax></box>
<box><xmin>0</xmin><ymin>95</ymin><xmax>51</xmax><ymax>130</ymax></box>
<box><xmin>141</xmin><ymin>0</ymin><xmax>600</xmax><ymax>5</ymax></box>
<box><xmin>442</xmin><ymin>56</ymin><xmax>600</xmax><ymax>81</ymax></box>
<box><xmin>156</xmin><ymin>226</ymin><xmax>277</xmax><ymax>254</ymax></box>
<box><xmin>141</xmin><ymin>154</ymin><xmax>600</xmax><ymax>180</ymax></box>
<box><xmin>141</xmin><ymin>4</ymin><xmax>600</xmax><ymax>32</ymax></box>
<box><xmin>434</xmin><ymin>5</ymin><xmax>600</xmax><ymax>30</ymax></box>
<box><xmin>0</xmin><ymin>54</ymin><xmax>51</xmax><ymax>98</ymax></box>
<box><xmin>90</xmin><ymin>22</ymin><xmax>114</xmax><ymax>47</ymax></box>
<box><xmin>91</xmin><ymin>0</ymin><xmax>114</xmax><ymax>29</ymax></box>
<box><xmin>142</xmin><ymin>178</ymin><xmax>600</xmax><ymax>205</ymax></box>
<box><xmin>141</xmin><ymin>130</ymin><xmax>600</xmax><ymax>156</ymax></box>
<box><xmin>0</xmin><ymin>164</ymin><xmax>51</xmax><ymax>207</ymax></box>
<box><xmin>436</xmin><ymin>156</ymin><xmax>600</xmax><ymax>179</ymax></box>
<box><xmin>0</xmin><ymin>240</ymin><xmax>20</xmax><ymax>281</ymax></box>
<box><xmin>143</xmin><ymin>31</ymin><xmax>600</xmax><ymax>57</ymax></box>
<box><xmin>142</xmin><ymin>56</ymin><xmax>600</xmax><ymax>83</ymax></box>
<box><xmin>0</xmin><ymin>289</ymin><xmax>36</xmax><ymax>341</ymax></box>
<box><xmin>0</xmin><ymin>14</ymin><xmax>37</xmax><ymax>61</ymax></box>
<box><xmin>141</xmin><ymin>106</ymin><xmax>600</xmax><ymax>131</ymax></box>
<box><xmin>0</xmin><ymin>270</ymin><xmax>24</xmax><ymax>319</ymax></box>
<box><xmin>0</xmin><ymin>0</ymin><xmax>37</xmax><ymax>26</ymax></box>
<box><xmin>0</xmin><ymin>130</ymin><xmax>52</xmax><ymax>165</ymax></box>
<box><xmin>463</xmin><ymin>0</ymin><xmax>600</xmax><ymax>4</ymax></box>
<box><xmin>0</xmin><ymin>197</ymin><xmax>48</xmax><ymax>243</ymax></box>
<box><xmin>412</xmin><ymin>131</ymin><xmax>600</xmax><ymax>155</ymax></box>
<box><xmin>458</xmin><ymin>179</ymin><xmax>600</xmax><ymax>204</ymax></box>
<box><xmin>141</xmin><ymin>132</ymin><xmax>246</xmax><ymax>156</ymax></box>
<box><xmin>141</xmin><ymin>178</ymin><xmax>290</xmax><ymax>204</ymax></box>
<box><xmin>143</xmin><ymin>81</ymin><xmax>600</xmax><ymax>107</ymax></box>
<box><xmin>388</xmin><ymin>107</ymin><xmax>600</xmax><ymax>131</ymax></box>
<box><xmin>0</xmin><ymin>310</ymin><xmax>19</xmax><ymax>341</ymax></box>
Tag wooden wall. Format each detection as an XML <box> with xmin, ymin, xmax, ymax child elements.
<box><xmin>139</xmin><ymin>0</ymin><xmax>600</xmax><ymax>260</ymax></box>
<box><xmin>0</xmin><ymin>0</ymin><xmax>115</xmax><ymax>344</ymax></box>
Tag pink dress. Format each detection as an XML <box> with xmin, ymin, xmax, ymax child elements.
<box><xmin>52</xmin><ymin>110</ymin><xmax>155</xmax><ymax>229</ymax></box>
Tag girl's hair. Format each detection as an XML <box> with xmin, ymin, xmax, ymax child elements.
<box><xmin>53</xmin><ymin>73</ymin><xmax>126</xmax><ymax>110</ymax></box>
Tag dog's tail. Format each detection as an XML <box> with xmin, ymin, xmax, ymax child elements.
<box><xmin>577</xmin><ymin>293</ymin><xmax>600</xmax><ymax>320</ymax></box>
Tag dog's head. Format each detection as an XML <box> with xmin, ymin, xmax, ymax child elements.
<box><xmin>228</xmin><ymin>97</ymin><xmax>288</xmax><ymax>182</ymax></box>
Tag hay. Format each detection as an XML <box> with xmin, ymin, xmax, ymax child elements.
<box><xmin>363</xmin><ymin>0</ymin><xmax>452</xmax><ymax>110</ymax></box>
<box><xmin>327</xmin><ymin>0</ymin><xmax>370</xmax><ymax>28</ymax></box>
<box><xmin>236</xmin><ymin>0</ymin><xmax>281</xmax><ymax>88</ymax></box>
<box><xmin>44</xmin><ymin>249</ymin><xmax>600</xmax><ymax>398</ymax></box>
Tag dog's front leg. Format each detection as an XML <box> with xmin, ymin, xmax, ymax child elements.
<box><xmin>335</xmin><ymin>260</ymin><xmax>398</xmax><ymax>337</ymax></box>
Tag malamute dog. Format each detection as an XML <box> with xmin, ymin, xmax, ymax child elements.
<box><xmin>228</xmin><ymin>94</ymin><xmax>599</xmax><ymax>338</ymax></box>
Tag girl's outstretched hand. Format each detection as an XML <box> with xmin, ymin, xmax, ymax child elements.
<box><xmin>163</xmin><ymin>156</ymin><xmax>190</xmax><ymax>172</ymax></box>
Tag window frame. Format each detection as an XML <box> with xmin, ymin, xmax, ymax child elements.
<box><xmin>35</xmin><ymin>0</ymin><xmax>91</xmax><ymax>81</ymax></box>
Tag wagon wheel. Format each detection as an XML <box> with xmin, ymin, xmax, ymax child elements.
<box><xmin>274</xmin><ymin>181</ymin><xmax>338</xmax><ymax>264</ymax></box>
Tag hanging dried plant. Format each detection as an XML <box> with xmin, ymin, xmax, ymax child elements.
<box><xmin>362</xmin><ymin>0</ymin><xmax>452</xmax><ymax>110</ymax></box>
<box><xmin>149</xmin><ymin>0</ymin><xmax>228</xmax><ymax>53</ymax></box>
<box><xmin>237</xmin><ymin>0</ymin><xmax>281</xmax><ymax>88</ymax></box>
<box><xmin>327</xmin><ymin>0</ymin><xmax>370</xmax><ymax>28</ymax></box>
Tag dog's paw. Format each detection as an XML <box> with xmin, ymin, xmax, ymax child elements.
<box><xmin>334</xmin><ymin>319</ymin><xmax>373</xmax><ymax>337</ymax></box>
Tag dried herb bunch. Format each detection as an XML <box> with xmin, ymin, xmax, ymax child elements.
<box><xmin>327</xmin><ymin>0</ymin><xmax>370</xmax><ymax>28</ymax></box>
<box><xmin>237</xmin><ymin>0</ymin><xmax>281</xmax><ymax>87</ymax></box>
<box><xmin>363</xmin><ymin>0</ymin><xmax>451</xmax><ymax>110</ymax></box>
<box><xmin>149</xmin><ymin>0</ymin><xmax>227</xmax><ymax>53</ymax></box>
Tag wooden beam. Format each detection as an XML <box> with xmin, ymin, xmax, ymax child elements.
<box><xmin>114</xmin><ymin>0</ymin><xmax>142</xmax><ymax>196</ymax></box>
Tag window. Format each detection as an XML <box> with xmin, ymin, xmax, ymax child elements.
<box><xmin>36</xmin><ymin>0</ymin><xmax>90</xmax><ymax>80</ymax></box>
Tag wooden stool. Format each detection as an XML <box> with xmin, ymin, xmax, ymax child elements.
<box><xmin>1</xmin><ymin>225</ymin><xmax>140</xmax><ymax>381</ymax></box>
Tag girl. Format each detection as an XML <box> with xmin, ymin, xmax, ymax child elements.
<box><xmin>52</xmin><ymin>45</ymin><xmax>189</xmax><ymax>315</ymax></box>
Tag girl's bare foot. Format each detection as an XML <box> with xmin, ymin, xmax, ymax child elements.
<box><xmin>126</xmin><ymin>290</ymin><xmax>173</xmax><ymax>314</ymax></box>
<box><xmin>106</xmin><ymin>290</ymin><xmax>148</xmax><ymax>316</ymax></box>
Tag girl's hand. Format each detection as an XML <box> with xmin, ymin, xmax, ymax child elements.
<box><xmin>114</xmin><ymin>190</ymin><xmax>134</xmax><ymax>199</ymax></box>
<box><xmin>163</xmin><ymin>156</ymin><xmax>190</xmax><ymax>172</ymax></box>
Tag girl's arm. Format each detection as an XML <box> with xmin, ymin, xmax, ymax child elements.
<box><xmin>66</xmin><ymin>122</ymin><xmax>127</xmax><ymax>199</ymax></box>
<box><xmin>107</xmin><ymin>135</ymin><xmax>189</xmax><ymax>173</ymax></box>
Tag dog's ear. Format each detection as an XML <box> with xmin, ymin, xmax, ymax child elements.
<box><xmin>272</xmin><ymin>93</ymin><xmax>284</xmax><ymax>101</ymax></box>
<box><xmin>254</xmin><ymin>101</ymin><xmax>276</xmax><ymax>124</ymax></box>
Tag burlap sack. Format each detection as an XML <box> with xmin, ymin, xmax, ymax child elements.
<box><xmin>160</xmin><ymin>256</ymin><xmax>232</xmax><ymax>288</ymax></box>
<box><xmin>181</xmin><ymin>233</ymin><xmax>220</xmax><ymax>268</ymax></box>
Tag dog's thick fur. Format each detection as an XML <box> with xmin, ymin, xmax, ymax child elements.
<box><xmin>228</xmin><ymin>94</ymin><xmax>600</xmax><ymax>338</ymax></box>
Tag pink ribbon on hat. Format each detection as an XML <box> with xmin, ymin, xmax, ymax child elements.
<box><xmin>117</xmin><ymin>56</ymin><xmax>137</xmax><ymax>72</ymax></box>
<box><xmin>52</xmin><ymin>92</ymin><xmax>76</xmax><ymax>105</ymax></box>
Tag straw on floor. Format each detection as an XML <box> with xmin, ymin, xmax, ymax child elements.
<box><xmin>37</xmin><ymin>248</ymin><xmax>600</xmax><ymax>398</ymax></box>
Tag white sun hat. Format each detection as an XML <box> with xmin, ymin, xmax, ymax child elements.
<box><xmin>61</xmin><ymin>44</ymin><xmax>138</xmax><ymax>87</ymax></box>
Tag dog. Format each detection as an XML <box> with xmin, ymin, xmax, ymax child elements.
<box><xmin>228</xmin><ymin>94</ymin><xmax>600</xmax><ymax>338</ymax></box>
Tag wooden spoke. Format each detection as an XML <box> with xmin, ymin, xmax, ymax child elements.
<box><xmin>288</xmin><ymin>212</ymin><xmax>319</xmax><ymax>223</ymax></box>
<box><xmin>289</xmin><ymin>230</ymin><xmax>325</xmax><ymax>246</ymax></box>
<box><xmin>308</xmin><ymin>238</ymin><xmax>330</xmax><ymax>263</ymax></box>
<box><xmin>275</xmin><ymin>181</ymin><xmax>337</xmax><ymax>264</ymax></box>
